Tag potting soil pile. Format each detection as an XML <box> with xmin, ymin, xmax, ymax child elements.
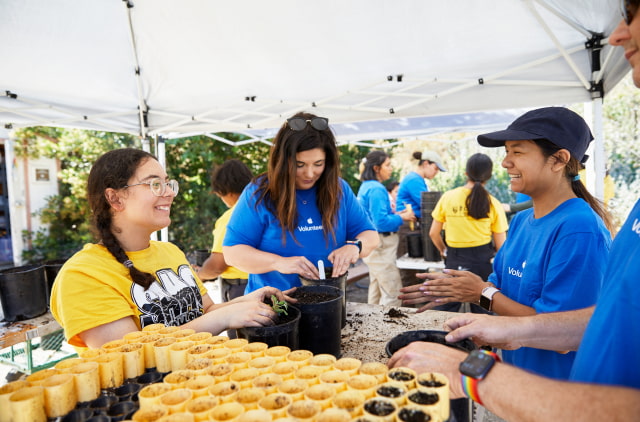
<box><xmin>0</xmin><ymin>324</ymin><xmax>451</xmax><ymax>421</ymax></box>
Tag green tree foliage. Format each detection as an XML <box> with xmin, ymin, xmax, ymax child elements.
<box><xmin>164</xmin><ymin>134</ymin><xmax>270</xmax><ymax>252</ymax></box>
<box><xmin>15</xmin><ymin>127</ymin><xmax>140</xmax><ymax>262</ymax></box>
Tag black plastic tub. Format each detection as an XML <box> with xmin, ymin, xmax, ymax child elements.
<box><xmin>385</xmin><ymin>329</ymin><xmax>476</xmax><ymax>357</ymax></box>
<box><xmin>0</xmin><ymin>264</ymin><xmax>48</xmax><ymax>321</ymax></box>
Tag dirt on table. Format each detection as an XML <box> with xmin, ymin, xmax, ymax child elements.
<box><xmin>385</xmin><ymin>308</ymin><xmax>408</xmax><ymax>318</ymax></box>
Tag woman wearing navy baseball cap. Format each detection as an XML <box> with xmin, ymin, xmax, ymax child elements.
<box><xmin>399</xmin><ymin>106</ymin><xmax>614</xmax><ymax>381</ymax></box>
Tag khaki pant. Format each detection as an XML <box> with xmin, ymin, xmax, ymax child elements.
<box><xmin>363</xmin><ymin>233</ymin><xmax>403</xmax><ymax>306</ymax></box>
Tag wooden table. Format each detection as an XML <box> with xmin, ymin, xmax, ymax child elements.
<box><xmin>342</xmin><ymin>301</ymin><xmax>457</xmax><ymax>363</ymax></box>
<box><xmin>0</xmin><ymin>312</ymin><xmax>76</xmax><ymax>373</ymax></box>
<box><xmin>396</xmin><ymin>254</ymin><xmax>445</xmax><ymax>271</ymax></box>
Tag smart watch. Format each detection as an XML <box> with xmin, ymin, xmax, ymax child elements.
<box><xmin>346</xmin><ymin>239</ymin><xmax>362</xmax><ymax>253</ymax></box>
<box><xmin>459</xmin><ymin>349</ymin><xmax>501</xmax><ymax>405</ymax></box>
<box><xmin>480</xmin><ymin>286</ymin><xmax>500</xmax><ymax>311</ymax></box>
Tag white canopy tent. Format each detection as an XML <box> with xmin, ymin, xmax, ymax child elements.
<box><xmin>0</xmin><ymin>0</ymin><xmax>630</xmax><ymax>186</ymax></box>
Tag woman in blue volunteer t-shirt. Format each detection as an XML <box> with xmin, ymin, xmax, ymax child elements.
<box><xmin>223</xmin><ymin>112</ymin><xmax>378</xmax><ymax>293</ymax></box>
<box><xmin>398</xmin><ymin>107</ymin><xmax>614</xmax><ymax>380</ymax></box>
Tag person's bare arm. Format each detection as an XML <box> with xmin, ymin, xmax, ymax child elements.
<box><xmin>429</xmin><ymin>220</ymin><xmax>447</xmax><ymax>256</ymax></box>
<box><xmin>492</xmin><ymin>231</ymin><xmax>506</xmax><ymax>250</ymax></box>
<box><xmin>79</xmin><ymin>316</ymin><xmax>140</xmax><ymax>348</ymax></box>
<box><xmin>197</xmin><ymin>252</ymin><xmax>228</xmax><ymax>280</ymax></box>
<box><xmin>445</xmin><ymin>307</ymin><xmax>593</xmax><ymax>352</ymax></box>
<box><xmin>355</xmin><ymin>230</ymin><xmax>380</xmax><ymax>257</ymax></box>
<box><xmin>223</xmin><ymin>244</ymin><xmax>320</xmax><ymax>279</ymax></box>
<box><xmin>404</xmin><ymin>269</ymin><xmax>537</xmax><ymax>316</ymax></box>
<box><xmin>388</xmin><ymin>341</ymin><xmax>640</xmax><ymax>422</ymax></box>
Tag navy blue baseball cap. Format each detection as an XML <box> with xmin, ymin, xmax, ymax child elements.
<box><xmin>477</xmin><ymin>107</ymin><xmax>593</xmax><ymax>164</ymax></box>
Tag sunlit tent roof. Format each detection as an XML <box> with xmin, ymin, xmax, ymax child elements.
<box><xmin>0</xmin><ymin>0</ymin><xmax>630</xmax><ymax>143</ymax></box>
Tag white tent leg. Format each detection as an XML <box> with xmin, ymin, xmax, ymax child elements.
<box><xmin>140</xmin><ymin>138</ymin><xmax>159</xmax><ymax>242</ymax></box>
<box><xmin>584</xmin><ymin>100</ymin><xmax>605</xmax><ymax>202</ymax></box>
<box><xmin>157</xmin><ymin>138</ymin><xmax>168</xmax><ymax>243</ymax></box>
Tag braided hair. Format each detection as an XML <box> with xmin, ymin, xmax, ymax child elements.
<box><xmin>87</xmin><ymin>148</ymin><xmax>157</xmax><ymax>289</ymax></box>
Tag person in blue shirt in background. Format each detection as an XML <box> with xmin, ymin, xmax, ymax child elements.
<box><xmin>395</xmin><ymin>150</ymin><xmax>446</xmax><ymax>287</ymax></box>
<box><xmin>223</xmin><ymin>112</ymin><xmax>378</xmax><ymax>293</ymax></box>
<box><xmin>388</xmin><ymin>8</ymin><xmax>640</xmax><ymax>416</ymax></box>
<box><xmin>396</xmin><ymin>150</ymin><xmax>447</xmax><ymax>218</ymax></box>
<box><xmin>357</xmin><ymin>150</ymin><xmax>415</xmax><ymax>305</ymax></box>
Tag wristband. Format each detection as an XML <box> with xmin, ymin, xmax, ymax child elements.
<box><xmin>345</xmin><ymin>239</ymin><xmax>362</xmax><ymax>253</ymax></box>
<box><xmin>459</xmin><ymin>349</ymin><xmax>500</xmax><ymax>406</ymax></box>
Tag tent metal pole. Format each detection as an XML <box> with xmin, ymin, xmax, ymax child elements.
<box><xmin>584</xmin><ymin>100</ymin><xmax>605</xmax><ymax>202</ymax></box>
<box><xmin>123</xmin><ymin>2</ymin><xmax>149</xmax><ymax>138</ymax></box>
<box><xmin>157</xmin><ymin>135</ymin><xmax>168</xmax><ymax>242</ymax></box>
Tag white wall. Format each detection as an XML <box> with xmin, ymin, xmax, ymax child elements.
<box><xmin>4</xmin><ymin>137</ymin><xmax>59</xmax><ymax>266</ymax></box>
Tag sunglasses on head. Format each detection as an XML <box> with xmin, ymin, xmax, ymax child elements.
<box><xmin>621</xmin><ymin>0</ymin><xmax>638</xmax><ymax>25</ymax></box>
<box><xmin>286</xmin><ymin>117</ymin><xmax>329</xmax><ymax>131</ymax></box>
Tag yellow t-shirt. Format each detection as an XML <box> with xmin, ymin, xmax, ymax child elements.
<box><xmin>50</xmin><ymin>241</ymin><xmax>207</xmax><ymax>349</ymax></box>
<box><xmin>432</xmin><ymin>186</ymin><xmax>508</xmax><ymax>248</ymax></box>
<box><xmin>211</xmin><ymin>205</ymin><xmax>248</xmax><ymax>280</ymax></box>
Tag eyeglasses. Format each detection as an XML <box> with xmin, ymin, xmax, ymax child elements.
<box><xmin>621</xmin><ymin>0</ymin><xmax>638</xmax><ymax>25</ymax></box>
<box><xmin>123</xmin><ymin>178</ymin><xmax>179</xmax><ymax>197</ymax></box>
<box><xmin>286</xmin><ymin>117</ymin><xmax>329</xmax><ymax>131</ymax></box>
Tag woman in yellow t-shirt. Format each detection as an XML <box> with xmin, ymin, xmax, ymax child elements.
<box><xmin>427</xmin><ymin>153</ymin><xmax>508</xmax><ymax>312</ymax></box>
<box><xmin>50</xmin><ymin>148</ymin><xmax>290</xmax><ymax>350</ymax></box>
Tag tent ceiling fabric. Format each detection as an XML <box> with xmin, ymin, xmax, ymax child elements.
<box><xmin>0</xmin><ymin>0</ymin><xmax>630</xmax><ymax>141</ymax></box>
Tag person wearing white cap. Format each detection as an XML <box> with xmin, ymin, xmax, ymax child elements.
<box><xmin>396</xmin><ymin>150</ymin><xmax>447</xmax><ymax>288</ymax></box>
<box><xmin>396</xmin><ymin>150</ymin><xmax>447</xmax><ymax>219</ymax></box>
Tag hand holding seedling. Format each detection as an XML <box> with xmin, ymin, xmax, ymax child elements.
<box><xmin>271</xmin><ymin>295</ymin><xmax>289</xmax><ymax>316</ymax></box>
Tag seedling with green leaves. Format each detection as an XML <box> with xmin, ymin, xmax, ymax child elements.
<box><xmin>270</xmin><ymin>295</ymin><xmax>289</xmax><ymax>316</ymax></box>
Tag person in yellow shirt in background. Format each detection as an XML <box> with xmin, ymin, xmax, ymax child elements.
<box><xmin>578</xmin><ymin>167</ymin><xmax>615</xmax><ymax>209</ymax></box>
<box><xmin>198</xmin><ymin>159</ymin><xmax>253</xmax><ymax>303</ymax></box>
<box><xmin>426</xmin><ymin>153</ymin><xmax>508</xmax><ymax>313</ymax></box>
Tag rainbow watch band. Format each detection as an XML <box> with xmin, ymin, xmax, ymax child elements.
<box><xmin>460</xmin><ymin>350</ymin><xmax>500</xmax><ymax>406</ymax></box>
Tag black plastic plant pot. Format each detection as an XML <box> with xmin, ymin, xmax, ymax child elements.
<box><xmin>291</xmin><ymin>285</ymin><xmax>343</xmax><ymax>357</ymax></box>
<box><xmin>136</xmin><ymin>370</ymin><xmax>163</xmax><ymax>386</ymax></box>
<box><xmin>406</xmin><ymin>232</ymin><xmax>423</xmax><ymax>258</ymax></box>
<box><xmin>44</xmin><ymin>258</ymin><xmax>67</xmax><ymax>302</ymax></box>
<box><xmin>0</xmin><ymin>264</ymin><xmax>48</xmax><ymax>322</ymax></box>
<box><xmin>193</xmin><ymin>249</ymin><xmax>211</xmax><ymax>266</ymax></box>
<box><xmin>61</xmin><ymin>408</ymin><xmax>94</xmax><ymax>422</ymax></box>
<box><xmin>299</xmin><ymin>268</ymin><xmax>348</xmax><ymax>327</ymax></box>
<box><xmin>237</xmin><ymin>304</ymin><xmax>301</xmax><ymax>349</ymax></box>
<box><xmin>88</xmin><ymin>395</ymin><xmax>119</xmax><ymax>415</ymax></box>
<box><xmin>107</xmin><ymin>400</ymin><xmax>138</xmax><ymax>421</ymax></box>
<box><xmin>385</xmin><ymin>329</ymin><xmax>477</xmax><ymax>358</ymax></box>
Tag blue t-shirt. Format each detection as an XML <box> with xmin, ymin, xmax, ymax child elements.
<box><xmin>570</xmin><ymin>199</ymin><xmax>640</xmax><ymax>388</ymax></box>
<box><xmin>396</xmin><ymin>171</ymin><xmax>428</xmax><ymax>218</ymax></box>
<box><xmin>357</xmin><ymin>180</ymin><xmax>403</xmax><ymax>233</ymax></box>
<box><xmin>223</xmin><ymin>178</ymin><xmax>375</xmax><ymax>293</ymax></box>
<box><xmin>489</xmin><ymin>198</ymin><xmax>611</xmax><ymax>380</ymax></box>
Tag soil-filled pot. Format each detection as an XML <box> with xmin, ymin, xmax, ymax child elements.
<box><xmin>406</xmin><ymin>232</ymin><xmax>423</xmax><ymax>258</ymax></box>
<box><xmin>0</xmin><ymin>264</ymin><xmax>48</xmax><ymax>322</ymax></box>
<box><xmin>299</xmin><ymin>268</ymin><xmax>347</xmax><ymax>327</ymax></box>
<box><xmin>237</xmin><ymin>304</ymin><xmax>301</xmax><ymax>349</ymax></box>
<box><xmin>387</xmin><ymin>330</ymin><xmax>475</xmax><ymax>422</ymax></box>
<box><xmin>289</xmin><ymin>285</ymin><xmax>343</xmax><ymax>357</ymax></box>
